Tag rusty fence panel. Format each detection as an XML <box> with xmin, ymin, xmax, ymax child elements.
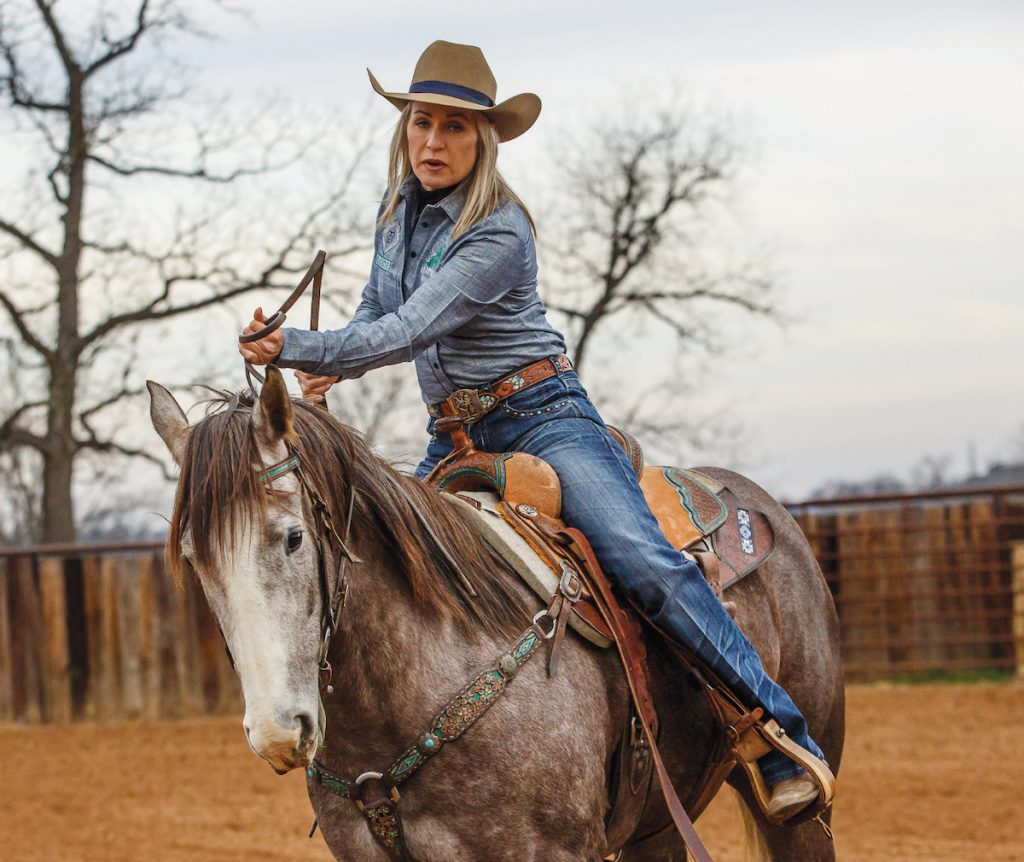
<box><xmin>788</xmin><ymin>485</ymin><xmax>1024</xmax><ymax>681</ymax></box>
<box><xmin>0</xmin><ymin>542</ymin><xmax>239</xmax><ymax>724</ymax></box>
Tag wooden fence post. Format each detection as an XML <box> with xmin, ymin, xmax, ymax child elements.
<box><xmin>1013</xmin><ymin>542</ymin><xmax>1024</xmax><ymax>683</ymax></box>
<box><xmin>39</xmin><ymin>557</ymin><xmax>71</xmax><ymax>723</ymax></box>
<box><xmin>0</xmin><ymin>559</ymin><xmax>13</xmax><ymax>721</ymax></box>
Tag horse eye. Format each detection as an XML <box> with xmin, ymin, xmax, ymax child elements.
<box><xmin>286</xmin><ymin>528</ymin><xmax>303</xmax><ymax>555</ymax></box>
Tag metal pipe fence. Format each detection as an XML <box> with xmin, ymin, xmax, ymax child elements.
<box><xmin>787</xmin><ymin>485</ymin><xmax>1024</xmax><ymax>680</ymax></box>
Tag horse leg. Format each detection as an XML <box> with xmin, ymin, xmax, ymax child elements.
<box><xmin>730</xmin><ymin>782</ymin><xmax>835</xmax><ymax>862</ymax></box>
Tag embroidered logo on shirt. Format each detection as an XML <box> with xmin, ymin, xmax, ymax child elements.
<box><xmin>426</xmin><ymin>243</ymin><xmax>446</xmax><ymax>269</ymax></box>
<box><xmin>374</xmin><ymin>253</ymin><xmax>392</xmax><ymax>272</ymax></box>
<box><xmin>381</xmin><ymin>220</ymin><xmax>401</xmax><ymax>253</ymax></box>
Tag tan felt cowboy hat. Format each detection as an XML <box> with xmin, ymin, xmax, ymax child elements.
<box><xmin>368</xmin><ymin>40</ymin><xmax>541</xmax><ymax>142</ymax></box>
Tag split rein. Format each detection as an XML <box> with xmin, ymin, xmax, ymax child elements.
<box><xmin>238</xmin><ymin>249</ymin><xmax>326</xmax><ymax>394</ymax></box>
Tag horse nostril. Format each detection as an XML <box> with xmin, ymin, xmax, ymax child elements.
<box><xmin>294</xmin><ymin>711</ymin><xmax>315</xmax><ymax>742</ymax></box>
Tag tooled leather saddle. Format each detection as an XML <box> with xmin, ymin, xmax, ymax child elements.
<box><xmin>424</xmin><ymin>420</ymin><xmax>835</xmax><ymax>859</ymax></box>
<box><xmin>430</xmin><ymin>423</ymin><xmax>776</xmax><ymax>596</ymax></box>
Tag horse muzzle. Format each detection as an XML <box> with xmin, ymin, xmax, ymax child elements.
<box><xmin>244</xmin><ymin>707</ymin><xmax>319</xmax><ymax>773</ymax></box>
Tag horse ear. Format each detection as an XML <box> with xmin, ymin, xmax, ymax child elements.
<box><xmin>147</xmin><ymin>380</ymin><xmax>189</xmax><ymax>465</ymax></box>
<box><xmin>253</xmin><ymin>366</ymin><xmax>295</xmax><ymax>447</ymax></box>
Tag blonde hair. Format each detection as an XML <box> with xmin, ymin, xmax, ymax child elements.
<box><xmin>378</xmin><ymin>104</ymin><xmax>535</xmax><ymax>238</ymax></box>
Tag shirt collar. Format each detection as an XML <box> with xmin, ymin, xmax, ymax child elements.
<box><xmin>398</xmin><ymin>173</ymin><xmax>467</xmax><ymax>224</ymax></box>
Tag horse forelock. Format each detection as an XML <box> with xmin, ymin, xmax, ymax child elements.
<box><xmin>167</xmin><ymin>390</ymin><xmax>531</xmax><ymax>638</ymax></box>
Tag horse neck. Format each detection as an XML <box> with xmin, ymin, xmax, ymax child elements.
<box><xmin>320</xmin><ymin>530</ymin><xmax>500</xmax><ymax>765</ymax></box>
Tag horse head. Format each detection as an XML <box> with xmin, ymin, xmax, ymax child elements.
<box><xmin>148</xmin><ymin>369</ymin><xmax>330</xmax><ymax>774</ymax></box>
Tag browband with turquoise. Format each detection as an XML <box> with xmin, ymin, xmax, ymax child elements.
<box><xmin>259</xmin><ymin>454</ymin><xmax>301</xmax><ymax>484</ymax></box>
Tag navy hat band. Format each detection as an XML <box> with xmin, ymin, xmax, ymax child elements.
<box><xmin>409</xmin><ymin>80</ymin><xmax>495</xmax><ymax>108</ymax></box>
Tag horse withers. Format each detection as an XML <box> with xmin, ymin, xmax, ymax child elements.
<box><xmin>149</xmin><ymin>369</ymin><xmax>844</xmax><ymax>861</ymax></box>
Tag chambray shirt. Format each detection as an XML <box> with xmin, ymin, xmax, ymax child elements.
<box><xmin>276</xmin><ymin>176</ymin><xmax>567</xmax><ymax>404</ymax></box>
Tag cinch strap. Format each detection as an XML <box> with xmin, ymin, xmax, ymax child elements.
<box><xmin>409</xmin><ymin>80</ymin><xmax>495</xmax><ymax>107</ymax></box>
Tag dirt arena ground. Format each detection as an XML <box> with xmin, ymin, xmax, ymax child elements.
<box><xmin>2</xmin><ymin>683</ymin><xmax>1021</xmax><ymax>861</ymax></box>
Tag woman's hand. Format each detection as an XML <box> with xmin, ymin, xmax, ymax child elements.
<box><xmin>238</xmin><ymin>307</ymin><xmax>284</xmax><ymax>365</ymax></box>
<box><xmin>295</xmin><ymin>370</ymin><xmax>340</xmax><ymax>403</ymax></box>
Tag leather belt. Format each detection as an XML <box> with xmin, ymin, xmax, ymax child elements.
<box><xmin>428</xmin><ymin>355</ymin><xmax>572</xmax><ymax>424</ymax></box>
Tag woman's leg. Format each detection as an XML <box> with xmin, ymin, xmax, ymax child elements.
<box><xmin>484</xmin><ymin>398</ymin><xmax>824</xmax><ymax>785</ymax></box>
<box><xmin>414</xmin><ymin>417</ymin><xmax>453</xmax><ymax>479</ymax></box>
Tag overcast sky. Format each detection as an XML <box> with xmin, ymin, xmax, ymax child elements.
<box><xmin>6</xmin><ymin>0</ymin><xmax>1023</xmax><ymax>501</ymax></box>
<box><xmin>178</xmin><ymin>0</ymin><xmax>1022</xmax><ymax>497</ymax></box>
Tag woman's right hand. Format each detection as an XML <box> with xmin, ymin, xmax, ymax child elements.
<box><xmin>295</xmin><ymin>370</ymin><xmax>340</xmax><ymax>403</ymax></box>
<box><xmin>239</xmin><ymin>307</ymin><xmax>284</xmax><ymax>365</ymax></box>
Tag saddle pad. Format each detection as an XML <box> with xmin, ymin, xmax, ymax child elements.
<box><xmin>443</xmin><ymin>490</ymin><xmax>613</xmax><ymax>648</ymax></box>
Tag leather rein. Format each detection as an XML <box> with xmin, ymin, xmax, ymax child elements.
<box><xmin>239</xmin><ymin>249</ymin><xmax>326</xmax><ymax>392</ymax></box>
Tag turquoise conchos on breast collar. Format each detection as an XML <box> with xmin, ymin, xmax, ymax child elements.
<box><xmin>258</xmin><ymin>454</ymin><xmax>301</xmax><ymax>484</ymax></box>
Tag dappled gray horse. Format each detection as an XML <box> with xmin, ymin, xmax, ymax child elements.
<box><xmin>149</xmin><ymin>371</ymin><xmax>843</xmax><ymax>861</ymax></box>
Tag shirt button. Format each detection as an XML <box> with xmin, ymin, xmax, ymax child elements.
<box><xmin>420</xmin><ymin>222</ymin><xmax>429</xmax><ymax>228</ymax></box>
<box><xmin>410</xmin><ymin>251</ymin><xmax>417</xmax><ymax>258</ymax></box>
<box><xmin>433</xmin><ymin>362</ymin><xmax>440</xmax><ymax>369</ymax></box>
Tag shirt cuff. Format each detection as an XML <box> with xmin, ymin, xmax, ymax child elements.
<box><xmin>276</xmin><ymin>327</ymin><xmax>330</xmax><ymax>373</ymax></box>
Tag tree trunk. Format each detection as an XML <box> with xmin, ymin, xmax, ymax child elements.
<box><xmin>41</xmin><ymin>363</ymin><xmax>76</xmax><ymax>543</ymax></box>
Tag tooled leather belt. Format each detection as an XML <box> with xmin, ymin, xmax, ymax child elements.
<box><xmin>427</xmin><ymin>355</ymin><xmax>572</xmax><ymax>424</ymax></box>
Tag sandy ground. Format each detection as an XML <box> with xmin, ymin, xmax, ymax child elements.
<box><xmin>2</xmin><ymin>684</ymin><xmax>1022</xmax><ymax>861</ymax></box>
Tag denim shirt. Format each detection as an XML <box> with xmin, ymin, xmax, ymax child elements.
<box><xmin>276</xmin><ymin>175</ymin><xmax>567</xmax><ymax>404</ymax></box>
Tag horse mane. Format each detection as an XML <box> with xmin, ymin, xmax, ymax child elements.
<box><xmin>167</xmin><ymin>390</ymin><xmax>533</xmax><ymax>638</ymax></box>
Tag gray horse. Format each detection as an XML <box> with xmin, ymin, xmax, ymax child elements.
<box><xmin>149</xmin><ymin>370</ymin><xmax>843</xmax><ymax>861</ymax></box>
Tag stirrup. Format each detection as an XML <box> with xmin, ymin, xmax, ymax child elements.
<box><xmin>707</xmin><ymin>685</ymin><xmax>835</xmax><ymax>833</ymax></box>
<box><xmin>733</xmin><ymin>717</ymin><xmax>835</xmax><ymax>832</ymax></box>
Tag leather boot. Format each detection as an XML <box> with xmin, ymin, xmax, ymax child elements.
<box><xmin>766</xmin><ymin>773</ymin><xmax>819</xmax><ymax>821</ymax></box>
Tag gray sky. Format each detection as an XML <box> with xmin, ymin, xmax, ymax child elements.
<box><xmin>181</xmin><ymin>0</ymin><xmax>1022</xmax><ymax>497</ymax></box>
<box><xmin>6</xmin><ymin>0</ymin><xmax>1023</xmax><ymax>501</ymax></box>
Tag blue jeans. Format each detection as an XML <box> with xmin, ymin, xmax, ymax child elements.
<box><xmin>416</xmin><ymin>367</ymin><xmax>824</xmax><ymax>785</ymax></box>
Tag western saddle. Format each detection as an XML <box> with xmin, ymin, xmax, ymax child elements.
<box><xmin>425</xmin><ymin>416</ymin><xmax>836</xmax><ymax>858</ymax></box>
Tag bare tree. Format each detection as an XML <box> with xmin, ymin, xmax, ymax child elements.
<box><xmin>0</xmin><ymin>0</ymin><xmax>375</xmax><ymax>542</ymax></box>
<box><xmin>541</xmin><ymin>98</ymin><xmax>779</xmax><ymax>369</ymax></box>
<box><xmin>533</xmin><ymin>97</ymin><xmax>782</xmax><ymax>462</ymax></box>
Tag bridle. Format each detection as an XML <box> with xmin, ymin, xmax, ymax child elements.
<box><xmin>255</xmin><ymin>447</ymin><xmax>359</xmax><ymax>696</ymax></box>
<box><xmin>238</xmin><ymin>247</ymin><xmax>358</xmax><ymax>693</ymax></box>
<box><xmin>234</xmin><ymin>250</ymin><xmax>552</xmax><ymax>860</ymax></box>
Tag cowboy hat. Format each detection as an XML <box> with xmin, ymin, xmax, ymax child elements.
<box><xmin>368</xmin><ymin>40</ymin><xmax>541</xmax><ymax>142</ymax></box>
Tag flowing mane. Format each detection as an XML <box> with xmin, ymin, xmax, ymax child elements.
<box><xmin>167</xmin><ymin>390</ymin><xmax>532</xmax><ymax>638</ymax></box>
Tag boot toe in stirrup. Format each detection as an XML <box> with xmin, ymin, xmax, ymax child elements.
<box><xmin>766</xmin><ymin>774</ymin><xmax>819</xmax><ymax>821</ymax></box>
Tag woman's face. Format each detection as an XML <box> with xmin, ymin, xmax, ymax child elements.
<box><xmin>406</xmin><ymin>101</ymin><xmax>480</xmax><ymax>190</ymax></box>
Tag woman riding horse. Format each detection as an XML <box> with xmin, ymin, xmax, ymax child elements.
<box><xmin>239</xmin><ymin>39</ymin><xmax>827</xmax><ymax>821</ymax></box>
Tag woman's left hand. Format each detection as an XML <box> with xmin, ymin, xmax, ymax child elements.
<box><xmin>295</xmin><ymin>371</ymin><xmax>340</xmax><ymax>402</ymax></box>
